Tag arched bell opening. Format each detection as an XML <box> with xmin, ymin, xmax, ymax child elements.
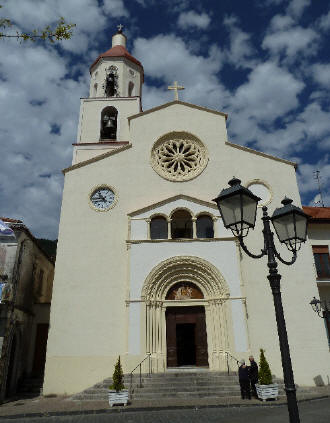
<box><xmin>128</xmin><ymin>81</ymin><xmax>135</xmax><ymax>96</ymax></box>
<box><xmin>100</xmin><ymin>106</ymin><xmax>118</xmax><ymax>140</ymax></box>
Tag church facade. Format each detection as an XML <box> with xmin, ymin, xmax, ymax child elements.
<box><xmin>43</xmin><ymin>29</ymin><xmax>330</xmax><ymax>395</ymax></box>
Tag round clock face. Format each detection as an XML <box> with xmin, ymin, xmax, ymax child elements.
<box><xmin>90</xmin><ymin>187</ymin><xmax>116</xmax><ymax>211</ymax></box>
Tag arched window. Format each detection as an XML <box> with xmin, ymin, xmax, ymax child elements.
<box><xmin>196</xmin><ymin>215</ymin><xmax>214</xmax><ymax>238</ymax></box>
<box><xmin>100</xmin><ymin>106</ymin><xmax>118</xmax><ymax>140</ymax></box>
<box><xmin>93</xmin><ymin>83</ymin><xmax>98</xmax><ymax>97</ymax></box>
<box><xmin>128</xmin><ymin>81</ymin><xmax>134</xmax><ymax>96</ymax></box>
<box><xmin>150</xmin><ymin>216</ymin><xmax>168</xmax><ymax>239</ymax></box>
<box><xmin>171</xmin><ymin>210</ymin><xmax>193</xmax><ymax>239</ymax></box>
<box><xmin>105</xmin><ymin>73</ymin><xmax>115</xmax><ymax>97</ymax></box>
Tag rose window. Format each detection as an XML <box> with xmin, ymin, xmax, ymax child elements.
<box><xmin>151</xmin><ymin>133</ymin><xmax>208</xmax><ymax>181</ymax></box>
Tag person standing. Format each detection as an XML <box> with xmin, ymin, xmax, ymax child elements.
<box><xmin>248</xmin><ymin>355</ymin><xmax>259</xmax><ymax>398</ymax></box>
<box><xmin>238</xmin><ymin>359</ymin><xmax>251</xmax><ymax>399</ymax></box>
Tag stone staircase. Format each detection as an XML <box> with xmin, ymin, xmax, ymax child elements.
<box><xmin>71</xmin><ymin>371</ymin><xmax>286</xmax><ymax>402</ymax></box>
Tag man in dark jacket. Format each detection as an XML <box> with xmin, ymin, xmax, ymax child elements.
<box><xmin>248</xmin><ymin>355</ymin><xmax>259</xmax><ymax>398</ymax></box>
<box><xmin>238</xmin><ymin>360</ymin><xmax>251</xmax><ymax>399</ymax></box>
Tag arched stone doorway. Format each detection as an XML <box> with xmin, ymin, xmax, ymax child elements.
<box><xmin>141</xmin><ymin>256</ymin><xmax>231</xmax><ymax>372</ymax></box>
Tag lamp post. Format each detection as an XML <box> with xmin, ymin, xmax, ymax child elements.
<box><xmin>213</xmin><ymin>177</ymin><xmax>309</xmax><ymax>423</ymax></box>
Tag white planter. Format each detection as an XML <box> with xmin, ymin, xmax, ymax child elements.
<box><xmin>256</xmin><ymin>383</ymin><xmax>279</xmax><ymax>401</ymax></box>
<box><xmin>108</xmin><ymin>389</ymin><xmax>129</xmax><ymax>407</ymax></box>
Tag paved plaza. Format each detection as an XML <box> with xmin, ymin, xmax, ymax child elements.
<box><xmin>0</xmin><ymin>390</ymin><xmax>329</xmax><ymax>423</ymax></box>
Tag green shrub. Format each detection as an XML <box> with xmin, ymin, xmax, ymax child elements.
<box><xmin>109</xmin><ymin>356</ymin><xmax>125</xmax><ymax>392</ymax></box>
<box><xmin>258</xmin><ymin>348</ymin><xmax>273</xmax><ymax>385</ymax></box>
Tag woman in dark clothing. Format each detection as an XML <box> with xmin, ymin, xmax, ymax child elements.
<box><xmin>238</xmin><ymin>360</ymin><xmax>251</xmax><ymax>399</ymax></box>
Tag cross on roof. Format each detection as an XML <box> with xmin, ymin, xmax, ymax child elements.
<box><xmin>168</xmin><ymin>81</ymin><xmax>185</xmax><ymax>101</ymax></box>
<box><xmin>117</xmin><ymin>24</ymin><xmax>124</xmax><ymax>33</ymax></box>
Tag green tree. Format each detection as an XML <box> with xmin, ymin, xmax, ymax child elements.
<box><xmin>110</xmin><ymin>356</ymin><xmax>125</xmax><ymax>392</ymax></box>
<box><xmin>258</xmin><ymin>348</ymin><xmax>273</xmax><ymax>385</ymax></box>
<box><xmin>0</xmin><ymin>6</ymin><xmax>75</xmax><ymax>43</ymax></box>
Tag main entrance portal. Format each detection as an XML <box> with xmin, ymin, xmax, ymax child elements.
<box><xmin>166</xmin><ymin>306</ymin><xmax>208</xmax><ymax>367</ymax></box>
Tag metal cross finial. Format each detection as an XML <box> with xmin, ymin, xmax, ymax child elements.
<box><xmin>168</xmin><ymin>81</ymin><xmax>185</xmax><ymax>101</ymax></box>
<box><xmin>117</xmin><ymin>24</ymin><xmax>124</xmax><ymax>33</ymax></box>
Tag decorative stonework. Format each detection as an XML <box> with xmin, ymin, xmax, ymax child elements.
<box><xmin>142</xmin><ymin>256</ymin><xmax>229</xmax><ymax>301</ymax></box>
<box><xmin>166</xmin><ymin>282</ymin><xmax>204</xmax><ymax>300</ymax></box>
<box><xmin>151</xmin><ymin>132</ymin><xmax>208</xmax><ymax>182</ymax></box>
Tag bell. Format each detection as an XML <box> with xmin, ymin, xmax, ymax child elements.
<box><xmin>105</xmin><ymin>117</ymin><xmax>116</xmax><ymax>128</ymax></box>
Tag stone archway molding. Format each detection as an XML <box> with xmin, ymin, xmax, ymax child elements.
<box><xmin>142</xmin><ymin>255</ymin><xmax>230</xmax><ymax>301</ymax></box>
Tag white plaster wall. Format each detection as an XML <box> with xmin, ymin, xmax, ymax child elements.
<box><xmin>130</xmin><ymin>220</ymin><xmax>147</xmax><ymax>240</ymax></box>
<box><xmin>129</xmin><ymin>241</ymin><xmax>240</xmax><ymax>299</ymax></box>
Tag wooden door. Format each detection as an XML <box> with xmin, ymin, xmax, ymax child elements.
<box><xmin>32</xmin><ymin>324</ymin><xmax>49</xmax><ymax>376</ymax></box>
<box><xmin>166</xmin><ymin>306</ymin><xmax>208</xmax><ymax>367</ymax></box>
<box><xmin>195</xmin><ymin>308</ymin><xmax>209</xmax><ymax>366</ymax></box>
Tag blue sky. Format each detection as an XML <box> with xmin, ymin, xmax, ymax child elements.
<box><xmin>0</xmin><ymin>0</ymin><xmax>329</xmax><ymax>239</ymax></box>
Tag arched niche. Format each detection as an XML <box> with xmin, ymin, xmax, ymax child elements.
<box><xmin>166</xmin><ymin>282</ymin><xmax>204</xmax><ymax>300</ymax></box>
<box><xmin>171</xmin><ymin>209</ymin><xmax>193</xmax><ymax>239</ymax></box>
<box><xmin>196</xmin><ymin>215</ymin><xmax>214</xmax><ymax>238</ymax></box>
<box><xmin>150</xmin><ymin>215</ymin><xmax>168</xmax><ymax>239</ymax></box>
<box><xmin>100</xmin><ymin>106</ymin><xmax>118</xmax><ymax>140</ymax></box>
<box><xmin>128</xmin><ymin>81</ymin><xmax>134</xmax><ymax>96</ymax></box>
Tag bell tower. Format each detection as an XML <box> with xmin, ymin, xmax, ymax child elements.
<box><xmin>73</xmin><ymin>26</ymin><xmax>144</xmax><ymax>165</ymax></box>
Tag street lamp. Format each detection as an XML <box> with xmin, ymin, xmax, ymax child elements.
<box><xmin>310</xmin><ymin>297</ymin><xmax>330</xmax><ymax>318</ymax></box>
<box><xmin>213</xmin><ymin>177</ymin><xmax>309</xmax><ymax>423</ymax></box>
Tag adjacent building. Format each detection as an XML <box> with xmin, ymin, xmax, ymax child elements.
<box><xmin>0</xmin><ymin>218</ymin><xmax>54</xmax><ymax>399</ymax></box>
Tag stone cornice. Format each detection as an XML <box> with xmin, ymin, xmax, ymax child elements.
<box><xmin>225</xmin><ymin>141</ymin><xmax>297</xmax><ymax>169</ymax></box>
<box><xmin>62</xmin><ymin>143</ymin><xmax>132</xmax><ymax>174</ymax></box>
<box><xmin>128</xmin><ymin>100</ymin><xmax>228</xmax><ymax>123</ymax></box>
<box><xmin>128</xmin><ymin>194</ymin><xmax>219</xmax><ymax>217</ymax></box>
<box><xmin>126</xmin><ymin>237</ymin><xmax>235</xmax><ymax>244</ymax></box>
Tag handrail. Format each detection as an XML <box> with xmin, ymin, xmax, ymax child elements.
<box><xmin>225</xmin><ymin>351</ymin><xmax>239</xmax><ymax>375</ymax></box>
<box><xmin>129</xmin><ymin>353</ymin><xmax>151</xmax><ymax>392</ymax></box>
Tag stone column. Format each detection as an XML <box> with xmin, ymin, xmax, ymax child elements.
<box><xmin>192</xmin><ymin>217</ymin><xmax>197</xmax><ymax>238</ymax></box>
<box><xmin>146</xmin><ymin>218</ymin><xmax>151</xmax><ymax>240</ymax></box>
<box><xmin>212</xmin><ymin>217</ymin><xmax>218</xmax><ymax>238</ymax></box>
<box><xmin>167</xmin><ymin>219</ymin><xmax>171</xmax><ymax>239</ymax></box>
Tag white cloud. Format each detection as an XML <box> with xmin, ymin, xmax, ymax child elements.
<box><xmin>1</xmin><ymin>0</ymin><xmax>129</xmax><ymax>54</ymax></box>
<box><xmin>311</xmin><ymin>63</ymin><xmax>330</xmax><ymax>89</ymax></box>
<box><xmin>103</xmin><ymin>0</ymin><xmax>129</xmax><ymax>17</ymax></box>
<box><xmin>177</xmin><ymin>11</ymin><xmax>211</xmax><ymax>30</ymax></box>
<box><xmin>287</xmin><ymin>0</ymin><xmax>310</xmax><ymax>18</ymax></box>
<box><xmin>262</xmin><ymin>25</ymin><xmax>318</xmax><ymax>58</ymax></box>
<box><xmin>230</xmin><ymin>62</ymin><xmax>304</xmax><ymax>122</ymax></box>
<box><xmin>0</xmin><ymin>36</ymin><xmax>88</xmax><ymax>238</ymax></box>
<box><xmin>133</xmin><ymin>34</ymin><xmax>228</xmax><ymax>110</ymax></box>
<box><xmin>223</xmin><ymin>16</ymin><xmax>256</xmax><ymax>69</ymax></box>
<box><xmin>318</xmin><ymin>11</ymin><xmax>330</xmax><ymax>31</ymax></box>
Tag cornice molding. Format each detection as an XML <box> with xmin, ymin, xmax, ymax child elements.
<box><xmin>63</xmin><ymin>143</ymin><xmax>132</xmax><ymax>174</ymax></box>
<box><xmin>225</xmin><ymin>141</ymin><xmax>297</xmax><ymax>169</ymax></box>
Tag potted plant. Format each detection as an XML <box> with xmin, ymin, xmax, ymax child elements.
<box><xmin>108</xmin><ymin>356</ymin><xmax>129</xmax><ymax>407</ymax></box>
<box><xmin>255</xmin><ymin>348</ymin><xmax>278</xmax><ymax>401</ymax></box>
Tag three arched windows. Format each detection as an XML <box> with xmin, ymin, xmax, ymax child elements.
<box><xmin>150</xmin><ymin>210</ymin><xmax>215</xmax><ymax>240</ymax></box>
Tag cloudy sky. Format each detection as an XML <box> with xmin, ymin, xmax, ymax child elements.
<box><xmin>0</xmin><ymin>0</ymin><xmax>329</xmax><ymax>239</ymax></box>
